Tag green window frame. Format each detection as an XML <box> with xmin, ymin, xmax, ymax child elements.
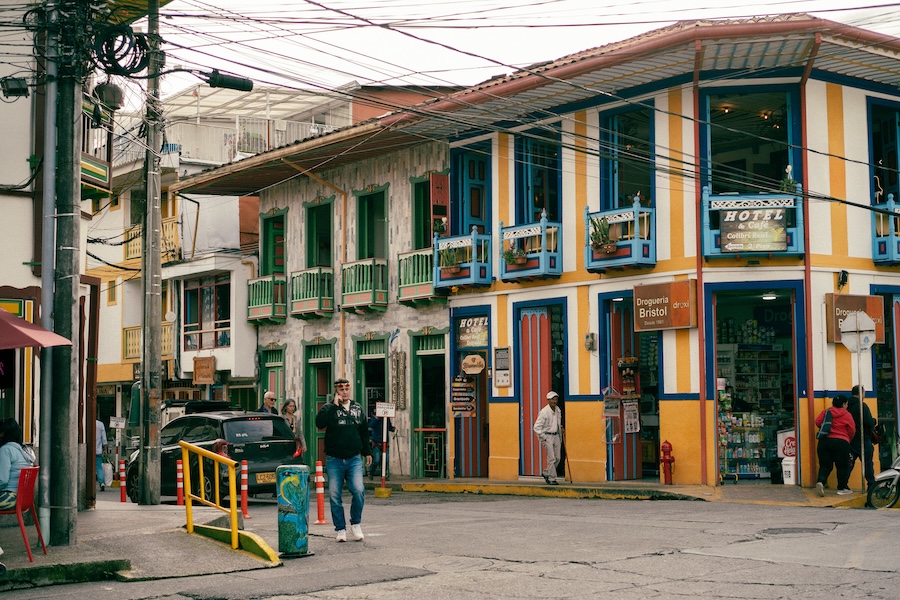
<box><xmin>261</xmin><ymin>209</ymin><xmax>287</xmax><ymax>276</ymax></box>
<box><xmin>356</xmin><ymin>186</ymin><xmax>388</xmax><ymax>259</ymax></box>
<box><xmin>305</xmin><ymin>199</ymin><xmax>333</xmax><ymax>267</ymax></box>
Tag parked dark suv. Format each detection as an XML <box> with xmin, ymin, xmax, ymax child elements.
<box><xmin>125</xmin><ymin>410</ymin><xmax>301</xmax><ymax>503</ymax></box>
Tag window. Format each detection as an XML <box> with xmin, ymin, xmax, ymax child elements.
<box><xmin>451</xmin><ymin>145</ymin><xmax>490</xmax><ymax>235</ymax></box>
<box><xmin>705</xmin><ymin>90</ymin><xmax>799</xmax><ymax>195</ymax></box>
<box><xmin>412</xmin><ymin>173</ymin><xmax>449</xmax><ymax>249</ymax></box>
<box><xmin>261</xmin><ymin>213</ymin><xmax>285</xmax><ymax>276</ymax></box>
<box><xmin>183</xmin><ymin>274</ymin><xmax>231</xmax><ymax>350</ymax></box>
<box><xmin>516</xmin><ymin>133</ymin><xmax>561</xmax><ymax>223</ymax></box>
<box><xmin>130</xmin><ymin>188</ymin><xmax>146</xmax><ymax>226</ymax></box>
<box><xmin>357</xmin><ymin>189</ymin><xmax>387</xmax><ymax>259</ymax></box>
<box><xmin>601</xmin><ymin>108</ymin><xmax>653</xmax><ymax>209</ymax></box>
<box><xmin>872</xmin><ymin>103</ymin><xmax>900</xmax><ymax>202</ymax></box>
<box><xmin>412</xmin><ymin>179</ymin><xmax>432</xmax><ymax>249</ymax></box>
<box><xmin>306</xmin><ymin>203</ymin><xmax>332</xmax><ymax>267</ymax></box>
<box><xmin>107</xmin><ymin>278</ymin><xmax>117</xmax><ymax>305</ymax></box>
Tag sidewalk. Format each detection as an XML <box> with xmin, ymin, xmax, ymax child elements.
<box><xmin>0</xmin><ymin>477</ymin><xmax>869</xmax><ymax>591</ymax></box>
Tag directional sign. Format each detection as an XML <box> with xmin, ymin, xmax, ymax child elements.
<box><xmin>375</xmin><ymin>402</ymin><xmax>396</xmax><ymax>418</ymax></box>
<box><xmin>840</xmin><ymin>311</ymin><xmax>876</xmax><ymax>353</ymax></box>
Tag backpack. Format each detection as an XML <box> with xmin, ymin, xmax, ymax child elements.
<box><xmin>816</xmin><ymin>409</ymin><xmax>832</xmax><ymax>440</ymax></box>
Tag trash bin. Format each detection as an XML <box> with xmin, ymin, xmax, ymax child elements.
<box><xmin>781</xmin><ymin>457</ymin><xmax>796</xmax><ymax>485</ymax></box>
<box><xmin>769</xmin><ymin>458</ymin><xmax>783</xmax><ymax>485</ymax></box>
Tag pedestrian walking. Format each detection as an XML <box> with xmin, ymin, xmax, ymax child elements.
<box><xmin>533</xmin><ymin>390</ymin><xmax>564</xmax><ymax>485</ymax></box>
<box><xmin>815</xmin><ymin>395</ymin><xmax>856</xmax><ymax>497</ymax></box>
<box><xmin>96</xmin><ymin>419</ymin><xmax>108</xmax><ymax>491</ymax></box>
<box><xmin>281</xmin><ymin>399</ymin><xmax>307</xmax><ymax>458</ymax></box>
<box><xmin>847</xmin><ymin>385</ymin><xmax>876</xmax><ymax>489</ymax></box>
<box><xmin>315</xmin><ymin>378</ymin><xmax>372</xmax><ymax>542</ymax></box>
<box><xmin>258</xmin><ymin>390</ymin><xmax>278</xmax><ymax>414</ymax></box>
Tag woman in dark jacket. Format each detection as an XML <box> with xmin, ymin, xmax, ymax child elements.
<box><xmin>815</xmin><ymin>395</ymin><xmax>856</xmax><ymax>497</ymax></box>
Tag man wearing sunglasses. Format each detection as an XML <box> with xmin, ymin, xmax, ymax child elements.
<box><xmin>315</xmin><ymin>378</ymin><xmax>373</xmax><ymax>542</ymax></box>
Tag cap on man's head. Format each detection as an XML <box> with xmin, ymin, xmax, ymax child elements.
<box><xmin>546</xmin><ymin>391</ymin><xmax>559</xmax><ymax>400</ymax></box>
<box><xmin>264</xmin><ymin>391</ymin><xmax>276</xmax><ymax>400</ymax></box>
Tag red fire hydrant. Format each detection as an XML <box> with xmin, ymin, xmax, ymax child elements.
<box><xmin>660</xmin><ymin>440</ymin><xmax>675</xmax><ymax>485</ymax></box>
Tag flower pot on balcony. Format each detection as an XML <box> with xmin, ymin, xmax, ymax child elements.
<box><xmin>592</xmin><ymin>241</ymin><xmax>617</xmax><ymax>254</ymax></box>
<box><xmin>442</xmin><ymin>265</ymin><xmax>461</xmax><ymax>274</ymax></box>
<box><xmin>514</xmin><ymin>255</ymin><xmax>527</xmax><ymax>265</ymax></box>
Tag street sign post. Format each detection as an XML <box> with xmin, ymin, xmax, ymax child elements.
<box><xmin>839</xmin><ymin>311</ymin><xmax>877</xmax><ymax>492</ymax></box>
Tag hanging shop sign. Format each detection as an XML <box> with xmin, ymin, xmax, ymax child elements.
<box><xmin>719</xmin><ymin>206</ymin><xmax>788</xmax><ymax>252</ymax></box>
<box><xmin>462</xmin><ymin>354</ymin><xmax>486</xmax><ymax>375</ymax></box>
<box><xmin>456</xmin><ymin>316</ymin><xmax>489</xmax><ymax>348</ymax></box>
<box><xmin>451</xmin><ymin>374</ymin><xmax>476</xmax><ymax>417</ymax></box>
<box><xmin>633</xmin><ymin>279</ymin><xmax>697</xmax><ymax>331</ymax></box>
<box><xmin>824</xmin><ymin>293</ymin><xmax>885</xmax><ymax>344</ymax></box>
<box><xmin>192</xmin><ymin>356</ymin><xmax>215</xmax><ymax>385</ymax></box>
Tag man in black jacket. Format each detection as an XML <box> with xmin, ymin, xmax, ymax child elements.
<box><xmin>315</xmin><ymin>378</ymin><xmax>372</xmax><ymax>542</ymax></box>
<box><xmin>847</xmin><ymin>385</ymin><xmax>877</xmax><ymax>490</ymax></box>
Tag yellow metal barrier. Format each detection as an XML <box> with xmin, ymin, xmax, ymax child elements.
<box><xmin>179</xmin><ymin>441</ymin><xmax>240</xmax><ymax>549</ymax></box>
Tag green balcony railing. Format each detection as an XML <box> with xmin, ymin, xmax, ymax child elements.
<box><xmin>247</xmin><ymin>274</ymin><xmax>287</xmax><ymax>322</ymax></box>
<box><xmin>290</xmin><ymin>267</ymin><xmax>334</xmax><ymax>318</ymax></box>
<box><xmin>341</xmin><ymin>258</ymin><xmax>388</xmax><ymax>313</ymax></box>
<box><xmin>398</xmin><ymin>248</ymin><xmax>444</xmax><ymax>306</ymax></box>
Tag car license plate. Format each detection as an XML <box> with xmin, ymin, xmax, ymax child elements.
<box><xmin>256</xmin><ymin>472</ymin><xmax>276</xmax><ymax>484</ymax></box>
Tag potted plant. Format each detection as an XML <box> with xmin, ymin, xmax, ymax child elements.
<box><xmin>502</xmin><ymin>241</ymin><xmax>527</xmax><ymax>265</ymax></box>
<box><xmin>589</xmin><ymin>216</ymin><xmax>617</xmax><ymax>254</ymax></box>
<box><xmin>438</xmin><ymin>247</ymin><xmax>460</xmax><ymax>273</ymax></box>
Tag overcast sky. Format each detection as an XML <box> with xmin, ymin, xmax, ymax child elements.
<box><xmin>144</xmin><ymin>1</ymin><xmax>900</xmax><ymax>99</ymax></box>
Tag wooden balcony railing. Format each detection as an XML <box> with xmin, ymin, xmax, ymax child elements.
<box><xmin>161</xmin><ymin>216</ymin><xmax>181</xmax><ymax>264</ymax></box>
<box><xmin>873</xmin><ymin>193</ymin><xmax>900</xmax><ymax>264</ymax></box>
<box><xmin>398</xmin><ymin>248</ymin><xmax>445</xmax><ymax>306</ymax></box>
<box><xmin>124</xmin><ymin>322</ymin><xmax>174</xmax><ymax>360</ymax></box>
<box><xmin>341</xmin><ymin>258</ymin><xmax>388</xmax><ymax>313</ymax></box>
<box><xmin>498</xmin><ymin>212</ymin><xmax>561</xmax><ymax>282</ymax></box>
<box><xmin>433</xmin><ymin>227</ymin><xmax>492</xmax><ymax>290</ymax></box>
<box><xmin>584</xmin><ymin>199</ymin><xmax>656</xmax><ymax>273</ymax></box>
<box><xmin>290</xmin><ymin>267</ymin><xmax>334</xmax><ymax>318</ymax></box>
<box><xmin>125</xmin><ymin>224</ymin><xmax>142</xmax><ymax>261</ymax></box>
<box><xmin>247</xmin><ymin>274</ymin><xmax>287</xmax><ymax>322</ymax></box>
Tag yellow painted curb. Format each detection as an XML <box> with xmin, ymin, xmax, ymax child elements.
<box><xmin>192</xmin><ymin>525</ymin><xmax>282</xmax><ymax>564</ymax></box>
<box><xmin>374</xmin><ymin>487</ymin><xmax>392</xmax><ymax>498</ymax></box>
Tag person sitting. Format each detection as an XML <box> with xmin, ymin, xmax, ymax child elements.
<box><xmin>0</xmin><ymin>419</ymin><xmax>35</xmax><ymax>510</ymax></box>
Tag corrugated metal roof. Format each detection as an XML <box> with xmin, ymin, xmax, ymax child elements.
<box><xmin>174</xmin><ymin>14</ymin><xmax>900</xmax><ymax>197</ymax></box>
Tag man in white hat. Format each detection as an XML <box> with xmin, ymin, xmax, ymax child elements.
<box><xmin>533</xmin><ymin>391</ymin><xmax>564</xmax><ymax>485</ymax></box>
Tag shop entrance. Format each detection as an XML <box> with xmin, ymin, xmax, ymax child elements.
<box><xmin>874</xmin><ymin>293</ymin><xmax>900</xmax><ymax>471</ymax></box>
<box><xmin>714</xmin><ymin>290</ymin><xmax>797</xmax><ymax>483</ymax></box>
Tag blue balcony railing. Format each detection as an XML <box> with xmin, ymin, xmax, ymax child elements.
<box><xmin>341</xmin><ymin>258</ymin><xmax>388</xmax><ymax>313</ymax></box>
<box><xmin>873</xmin><ymin>193</ymin><xmax>900</xmax><ymax>264</ymax></box>
<box><xmin>702</xmin><ymin>185</ymin><xmax>804</xmax><ymax>258</ymax></box>
<box><xmin>433</xmin><ymin>228</ymin><xmax>492</xmax><ymax>290</ymax></box>
<box><xmin>290</xmin><ymin>267</ymin><xmax>334</xmax><ymax>319</ymax></box>
<box><xmin>584</xmin><ymin>199</ymin><xmax>656</xmax><ymax>272</ymax></box>
<box><xmin>499</xmin><ymin>212</ymin><xmax>561</xmax><ymax>281</ymax></box>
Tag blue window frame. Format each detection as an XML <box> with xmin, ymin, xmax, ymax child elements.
<box><xmin>516</xmin><ymin>133</ymin><xmax>561</xmax><ymax>224</ymax></box>
<box><xmin>600</xmin><ymin>107</ymin><xmax>654</xmax><ymax>210</ymax></box>
<box><xmin>451</xmin><ymin>143</ymin><xmax>491</xmax><ymax>235</ymax></box>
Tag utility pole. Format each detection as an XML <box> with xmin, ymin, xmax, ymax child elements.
<box><xmin>50</xmin><ymin>0</ymin><xmax>82</xmax><ymax>544</ymax></box>
<box><xmin>139</xmin><ymin>0</ymin><xmax>162</xmax><ymax>505</ymax></box>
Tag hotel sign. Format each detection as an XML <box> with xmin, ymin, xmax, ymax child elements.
<box><xmin>825</xmin><ymin>294</ymin><xmax>885</xmax><ymax>344</ymax></box>
<box><xmin>633</xmin><ymin>280</ymin><xmax>697</xmax><ymax>332</ymax></box>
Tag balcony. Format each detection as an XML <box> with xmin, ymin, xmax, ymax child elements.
<box><xmin>584</xmin><ymin>200</ymin><xmax>656</xmax><ymax>273</ymax></box>
<box><xmin>341</xmin><ymin>258</ymin><xmax>388</xmax><ymax>313</ymax></box>
<box><xmin>498</xmin><ymin>213</ymin><xmax>561</xmax><ymax>282</ymax></box>
<box><xmin>398</xmin><ymin>248</ymin><xmax>446</xmax><ymax>306</ymax></box>
<box><xmin>247</xmin><ymin>274</ymin><xmax>287</xmax><ymax>322</ymax></box>
<box><xmin>123</xmin><ymin>322</ymin><xmax>174</xmax><ymax>360</ymax></box>
<box><xmin>702</xmin><ymin>185</ymin><xmax>804</xmax><ymax>259</ymax></box>
<box><xmin>873</xmin><ymin>194</ymin><xmax>900</xmax><ymax>264</ymax></box>
<box><xmin>122</xmin><ymin>218</ymin><xmax>180</xmax><ymax>264</ymax></box>
<box><xmin>290</xmin><ymin>267</ymin><xmax>334</xmax><ymax>319</ymax></box>
<box><xmin>125</xmin><ymin>225</ymin><xmax>142</xmax><ymax>261</ymax></box>
<box><xmin>433</xmin><ymin>228</ymin><xmax>492</xmax><ymax>290</ymax></box>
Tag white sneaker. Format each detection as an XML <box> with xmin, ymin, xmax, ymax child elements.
<box><xmin>837</xmin><ymin>488</ymin><xmax>854</xmax><ymax>495</ymax></box>
<box><xmin>349</xmin><ymin>523</ymin><xmax>364</xmax><ymax>541</ymax></box>
<box><xmin>335</xmin><ymin>529</ymin><xmax>347</xmax><ymax>542</ymax></box>
<box><xmin>815</xmin><ymin>482</ymin><xmax>825</xmax><ymax>497</ymax></box>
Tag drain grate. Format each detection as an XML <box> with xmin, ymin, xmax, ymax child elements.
<box><xmin>761</xmin><ymin>527</ymin><xmax>822</xmax><ymax>535</ymax></box>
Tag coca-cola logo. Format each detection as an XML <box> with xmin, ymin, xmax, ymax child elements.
<box><xmin>781</xmin><ymin>436</ymin><xmax>797</xmax><ymax>457</ymax></box>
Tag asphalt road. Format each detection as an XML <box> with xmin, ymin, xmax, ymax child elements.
<box><xmin>8</xmin><ymin>492</ymin><xmax>899</xmax><ymax>599</ymax></box>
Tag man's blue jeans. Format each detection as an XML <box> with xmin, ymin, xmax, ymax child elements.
<box><xmin>96</xmin><ymin>455</ymin><xmax>105</xmax><ymax>486</ymax></box>
<box><xmin>325</xmin><ymin>455</ymin><xmax>364</xmax><ymax>531</ymax></box>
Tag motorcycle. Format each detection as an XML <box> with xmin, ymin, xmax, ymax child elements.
<box><xmin>867</xmin><ymin>454</ymin><xmax>900</xmax><ymax>509</ymax></box>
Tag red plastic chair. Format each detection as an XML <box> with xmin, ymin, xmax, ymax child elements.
<box><xmin>0</xmin><ymin>466</ymin><xmax>47</xmax><ymax>562</ymax></box>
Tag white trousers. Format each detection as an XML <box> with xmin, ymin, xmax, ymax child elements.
<box><xmin>541</xmin><ymin>434</ymin><xmax>561</xmax><ymax>482</ymax></box>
